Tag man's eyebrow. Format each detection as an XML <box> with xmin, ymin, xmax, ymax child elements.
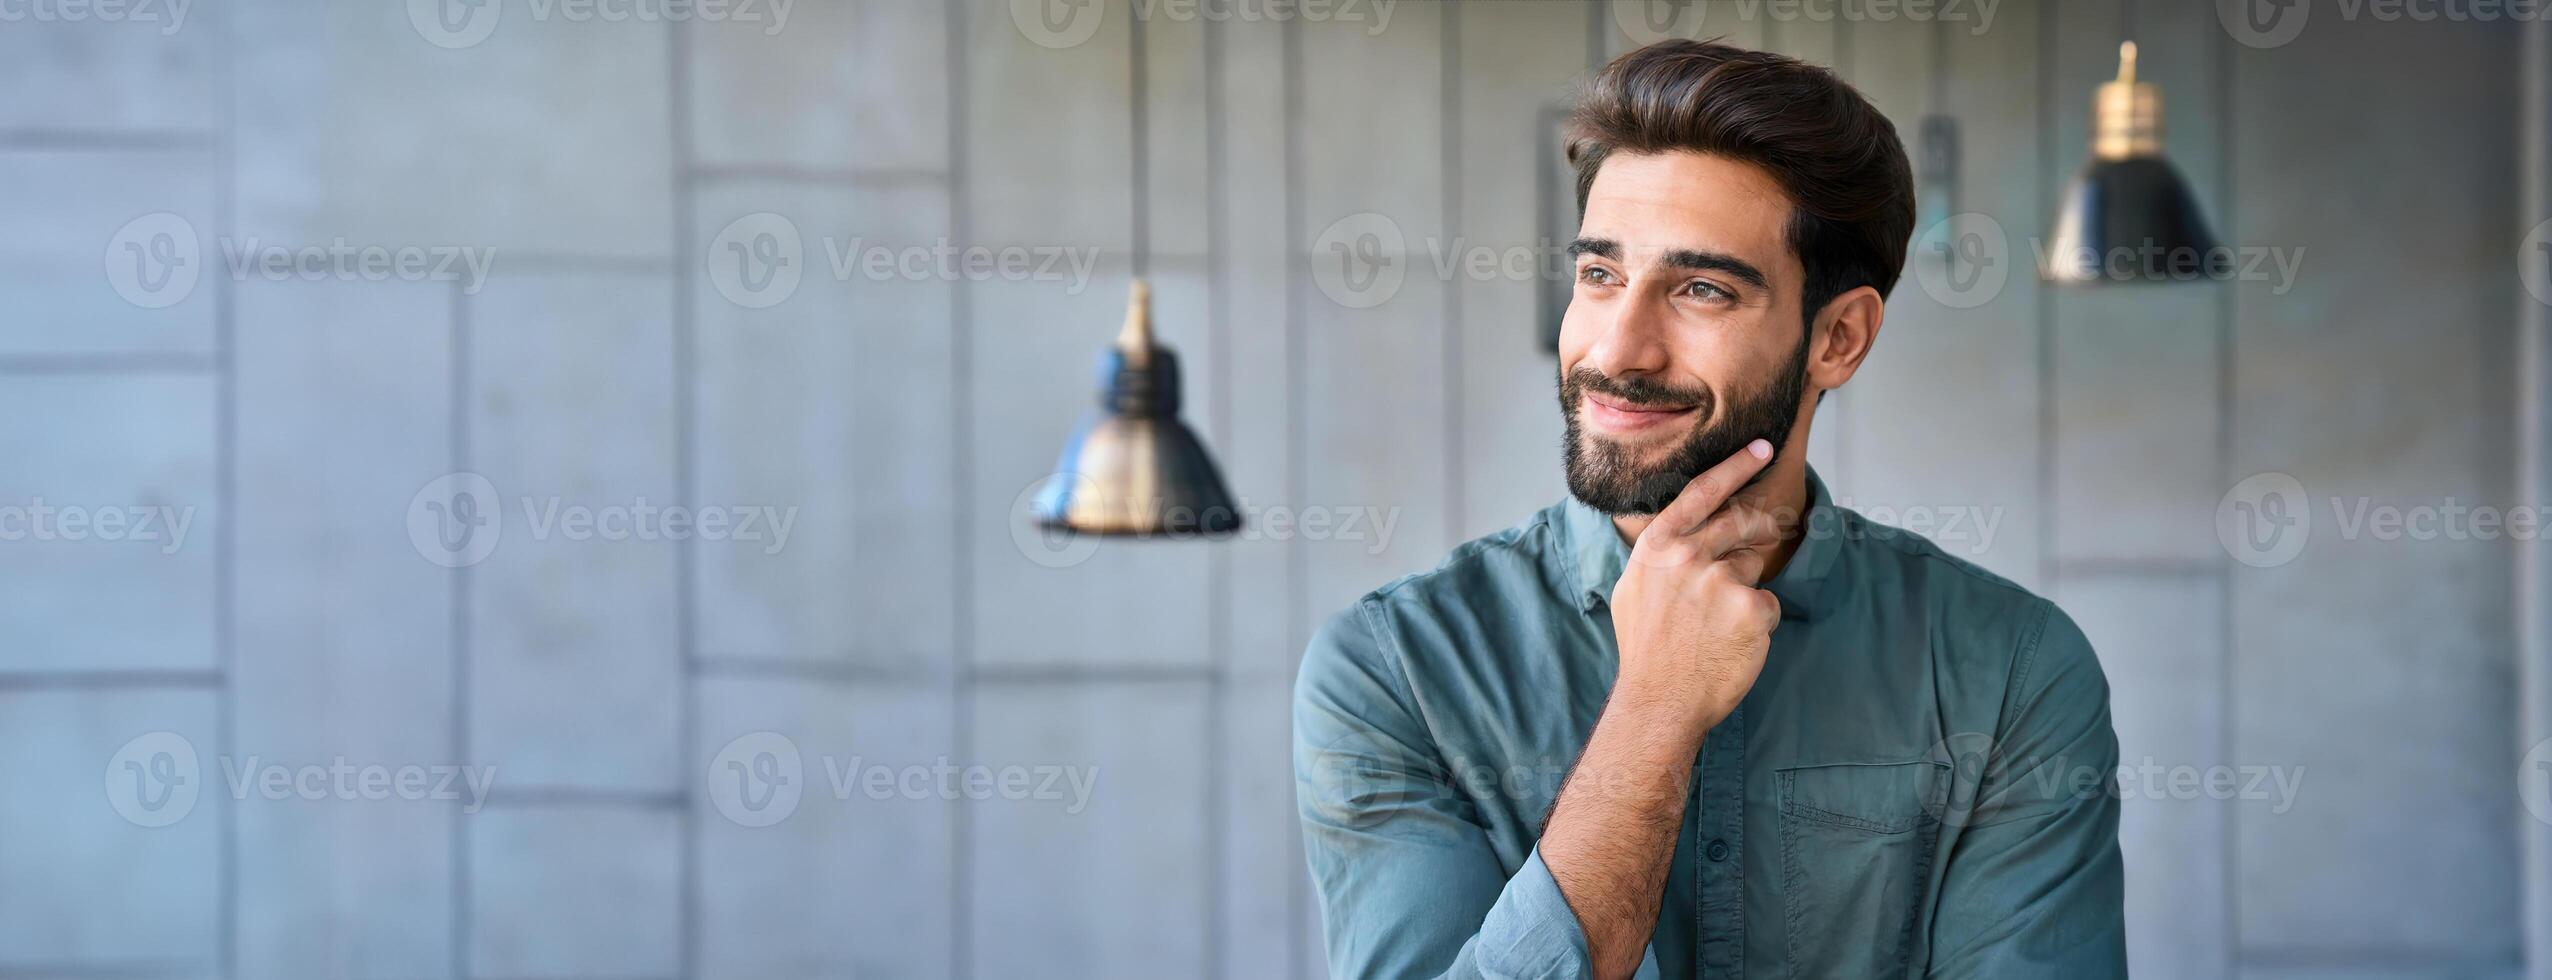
<box><xmin>1566</xmin><ymin>238</ymin><xmax>1770</xmax><ymax>292</ymax></box>
<box><xmin>1565</xmin><ymin>237</ymin><xmax>1619</xmax><ymax>260</ymax></box>
<box><xmin>1661</xmin><ymin>249</ymin><xmax>1769</xmax><ymax>291</ymax></box>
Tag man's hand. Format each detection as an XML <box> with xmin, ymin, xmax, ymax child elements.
<box><xmin>1608</xmin><ymin>438</ymin><xmax>1786</xmax><ymax>740</ymax></box>
<box><xmin>1541</xmin><ymin>439</ymin><xmax>1792</xmax><ymax>979</ymax></box>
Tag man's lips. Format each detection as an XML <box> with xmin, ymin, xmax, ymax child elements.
<box><xmin>1580</xmin><ymin>391</ymin><xmax>1699</xmax><ymax>434</ymax></box>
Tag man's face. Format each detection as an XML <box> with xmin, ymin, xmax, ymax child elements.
<box><xmin>1559</xmin><ymin>150</ymin><xmax>1814</xmax><ymax>516</ymax></box>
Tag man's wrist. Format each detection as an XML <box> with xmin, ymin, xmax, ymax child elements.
<box><xmin>1605</xmin><ymin>671</ymin><xmax>1723</xmax><ymax>745</ymax></box>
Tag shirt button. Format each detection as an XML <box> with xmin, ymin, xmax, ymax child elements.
<box><xmin>1705</xmin><ymin>838</ymin><xmax>1730</xmax><ymax>862</ymax></box>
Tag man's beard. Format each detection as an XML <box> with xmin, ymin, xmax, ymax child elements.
<box><xmin>1558</xmin><ymin>337</ymin><xmax>1811</xmax><ymax>516</ymax></box>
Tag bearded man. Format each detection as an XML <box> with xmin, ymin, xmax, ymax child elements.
<box><xmin>1294</xmin><ymin>39</ymin><xmax>2126</xmax><ymax>980</ymax></box>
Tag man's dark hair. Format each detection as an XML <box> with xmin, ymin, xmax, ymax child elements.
<box><xmin>1566</xmin><ymin>39</ymin><xmax>1915</xmax><ymax>321</ymax></box>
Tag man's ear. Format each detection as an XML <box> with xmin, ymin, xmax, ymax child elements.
<box><xmin>1806</xmin><ymin>285</ymin><xmax>1884</xmax><ymax>392</ymax></box>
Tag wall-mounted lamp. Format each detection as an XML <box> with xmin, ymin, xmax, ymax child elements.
<box><xmin>2045</xmin><ymin>41</ymin><xmax>2221</xmax><ymax>283</ymax></box>
<box><xmin>1033</xmin><ymin>280</ymin><xmax>1241</xmax><ymax>537</ymax></box>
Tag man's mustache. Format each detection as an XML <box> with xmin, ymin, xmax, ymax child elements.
<box><xmin>1563</xmin><ymin>367</ymin><xmax>1714</xmax><ymax>413</ymax></box>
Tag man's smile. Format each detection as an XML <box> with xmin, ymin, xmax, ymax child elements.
<box><xmin>1579</xmin><ymin>390</ymin><xmax>1701</xmax><ymax>436</ymax></box>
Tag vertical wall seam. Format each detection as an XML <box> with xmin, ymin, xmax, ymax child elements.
<box><xmin>667</xmin><ymin>15</ymin><xmax>700</xmax><ymax>980</ymax></box>
<box><xmin>1833</xmin><ymin>11</ymin><xmax>1854</xmax><ymax>479</ymax></box>
<box><xmin>947</xmin><ymin>1</ymin><xmax>976</xmax><ymax>976</ymax></box>
<box><xmin>213</xmin><ymin>0</ymin><xmax>238</xmax><ymax>971</ymax></box>
<box><xmin>1443</xmin><ymin>4</ymin><xmax>1464</xmax><ymax>549</ymax></box>
<box><xmin>2033</xmin><ymin>5</ymin><xmax>2057</xmax><ymax>596</ymax></box>
<box><xmin>1585</xmin><ymin>0</ymin><xmax>1605</xmax><ymax>70</ymax></box>
<box><xmin>2214</xmin><ymin>13</ymin><xmax>2242</xmax><ymax>966</ymax></box>
<box><xmin>448</xmin><ymin>278</ymin><xmax>473</xmax><ymax>980</ymax></box>
<box><xmin>2523</xmin><ymin>15</ymin><xmax>2552</xmax><ymax>980</ymax></box>
<box><xmin>1131</xmin><ymin>6</ymin><xmax>1151</xmax><ymax>281</ymax></box>
<box><xmin>1203</xmin><ymin>11</ymin><xmax>1232</xmax><ymax>980</ymax></box>
<box><xmin>1281</xmin><ymin>16</ymin><xmax>1308</xmax><ymax>977</ymax></box>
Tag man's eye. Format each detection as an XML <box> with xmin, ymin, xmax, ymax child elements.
<box><xmin>1683</xmin><ymin>280</ymin><xmax>1732</xmax><ymax>301</ymax></box>
<box><xmin>1578</xmin><ymin>266</ymin><xmax>1617</xmax><ymax>286</ymax></box>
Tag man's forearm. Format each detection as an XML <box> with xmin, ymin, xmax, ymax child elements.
<box><xmin>1537</xmin><ymin>685</ymin><xmax>1707</xmax><ymax>980</ymax></box>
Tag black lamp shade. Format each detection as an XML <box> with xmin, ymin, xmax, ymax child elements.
<box><xmin>2044</xmin><ymin>41</ymin><xmax>2224</xmax><ymax>285</ymax></box>
<box><xmin>1034</xmin><ymin>282</ymin><xmax>1242</xmax><ymax>537</ymax></box>
<box><xmin>2045</xmin><ymin>156</ymin><xmax>2221</xmax><ymax>283</ymax></box>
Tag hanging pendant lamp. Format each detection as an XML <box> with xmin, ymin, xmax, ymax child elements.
<box><xmin>2045</xmin><ymin>41</ymin><xmax>2222</xmax><ymax>283</ymax></box>
<box><xmin>1033</xmin><ymin>280</ymin><xmax>1242</xmax><ymax>537</ymax></box>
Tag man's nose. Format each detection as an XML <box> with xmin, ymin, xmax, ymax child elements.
<box><xmin>1580</xmin><ymin>290</ymin><xmax>1673</xmax><ymax>379</ymax></box>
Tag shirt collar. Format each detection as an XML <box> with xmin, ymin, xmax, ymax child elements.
<box><xmin>1558</xmin><ymin>464</ymin><xmax>1844</xmax><ymax>622</ymax></box>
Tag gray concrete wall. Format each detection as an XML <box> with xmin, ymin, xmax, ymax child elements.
<box><xmin>0</xmin><ymin>0</ymin><xmax>2532</xmax><ymax>977</ymax></box>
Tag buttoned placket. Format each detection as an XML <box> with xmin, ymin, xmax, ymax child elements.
<box><xmin>1694</xmin><ymin>699</ymin><xmax>1745</xmax><ymax>977</ymax></box>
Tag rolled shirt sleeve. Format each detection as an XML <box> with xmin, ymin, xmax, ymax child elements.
<box><xmin>1295</xmin><ymin>599</ymin><xmax>1595</xmax><ymax>980</ymax></box>
<box><xmin>1925</xmin><ymin>601</ymin><xmax>2129</xmax><ymax>978</ymax></box>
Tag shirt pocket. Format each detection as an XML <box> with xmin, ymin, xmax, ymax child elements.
<box><xmin>1778</xmin><ymin>761</ymin><xmax>1949</xmax><ymax>979</ymax></box>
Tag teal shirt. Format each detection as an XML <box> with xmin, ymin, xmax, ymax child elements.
<box><xmin>1294</xmin><ymin>468</ymin><xmax>2125</xmax><ymax>979</ymax></box>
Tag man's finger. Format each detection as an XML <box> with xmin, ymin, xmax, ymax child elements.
<box><xmin>1643</xmin><ymin>438</ymin><xmax>1775</xmax><ymax>544</ymax></box>
<box><xmin>1718</xmin><ymin>548</ymin><xmax>1772</xmax><ymax>589</ymax></box>
<box><xmin>1688</xmin><ymin>502</ymin><xmax>1786</xmax><ymax>561</ymax></box>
